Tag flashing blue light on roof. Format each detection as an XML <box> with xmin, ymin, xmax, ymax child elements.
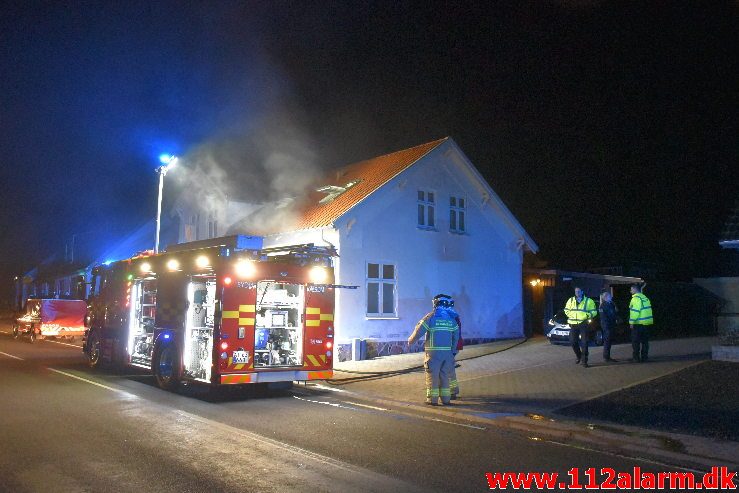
<box><xmin>103</xmin><ymin>260</ymin><xmax>114</xmax><ymax>266</ymax></box>
<box><xmin>163</xmin><ymin>333</ymin><xmax>170</xmax><ymax>339</ymax></box>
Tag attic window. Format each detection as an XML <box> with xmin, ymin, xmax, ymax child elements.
<box><xmin>316</xmin><ymin>179</ymin><xmax>361</xmax><ymax>204</ymax></box>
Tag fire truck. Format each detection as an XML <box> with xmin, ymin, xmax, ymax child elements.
<box><xmin>83</xmin><ymin>235</ymin><xmax>336</xmax><ymax>391</ymax></box>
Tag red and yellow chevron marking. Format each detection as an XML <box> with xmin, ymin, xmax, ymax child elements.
<box><xmin>222</xmin><ymin>304</ymin><xmax>256</xmax><ymax>325</ymax></box>
<box><xmin>304</xmin><ymin>354</ymin><xmax>328</xmax><ymax>367</ymax></box>
<box><xmin>305</xmin><ymin>307</ymin><xmax>333</xmax><ymax>327</ymax></box>
<box><xmin>220</xmin><ymin>374</ymin><xmax>253</xmax><ymax>385</ymax></box>
<box><xmin>307</xmin><ymin>370</ymin><xmax>333</xmax><ymax>380</ymax></box>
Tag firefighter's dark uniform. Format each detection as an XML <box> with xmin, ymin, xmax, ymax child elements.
<box><xmin>629</xmin><ymin>292</ymin><xmax>654</xmax><ymax>362</ymax></box>
<box><xmin>408</xmin><ymin>307</ymin><xmax>460</xmax><ymax>405</ymax></box>
<box><xmin>564</xmin><ymin>295</ymin><xmax>597</xmax><ymax>366</ymax></box>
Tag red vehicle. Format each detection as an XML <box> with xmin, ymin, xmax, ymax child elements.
<box><xmin>14</xmin><ymin>298</ymin><xmax>87</xmax><ymax>343</ymax></box>
<box><xmin>83</xmin><ymin>235</ymin><xmax>336</xmax><ymax>391</ymax></box>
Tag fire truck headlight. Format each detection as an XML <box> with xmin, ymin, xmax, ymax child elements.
<box><xmin>140</xmin><ymin>262</ymin><xmax>152</xmax><ymax>273</ymax></box>
<box><xmin>235</xmin><ymin>260</ymin><xmax>256</xmax><ymax>279</ymax></box>
<box><xmin>196</xmin><ymin>255</ymin><xmax>210</xmax><ymax>269</ymax></box>
<box><xmin>167</xmin><ymin>259</ymin><xmax>180</xmax><ymax>271</ymax></box>
<box><xmin>223</xmin><ymin>276</ymin><xmax>233</xmax><ymax>286</ymax></box>
<box><xmin>309</xmin><ymin>266</ymin><xmax>328</xmax><ymax>284</ymax></box>
<box><xmin>326</xmin><ymin>341</ymin><xmax>333</xmax><ymax>350</ymax></box>
<box><xmin>220</xmin><ymin>341</ymin><xmax>229</xmax><ymax>351</ymax></box>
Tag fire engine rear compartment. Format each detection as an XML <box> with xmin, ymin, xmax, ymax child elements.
<box><xmin>254</xmin><ymin>281</ymin><xmax>304</xmax><ymax>368</ymax></box>
<box><xmin>128</xmin><ymin>274</ymin><xmax>217</xmax><ymax>381</ymax></box>
<box><xmin>183</xmin><ymin>275</ymin><xmax>216</xmax><ymax>382</ymax></box>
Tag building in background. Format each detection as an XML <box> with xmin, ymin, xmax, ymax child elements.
<box><xmin>259</xmin><ymin>138</ymin><xmax>538</xmax><ymax>359</ymax></box>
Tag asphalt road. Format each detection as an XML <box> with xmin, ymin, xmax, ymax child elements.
<box><xmin>0</xmin><ymin>328</ymin><xmax>702</xmax><ymax>493</ymax></box>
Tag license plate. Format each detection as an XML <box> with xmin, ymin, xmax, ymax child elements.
<box><xmin>554</xmin><ymin>330</ymin><xmax>568</xmax><ymax>336</ymax></box>
<box><xmin>232</xmin><ymin>350</ymin><xmax>250</xmax><ymax>364</ymax></box>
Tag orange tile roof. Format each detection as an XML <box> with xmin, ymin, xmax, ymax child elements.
<box><xmin>294</xmin><ymin>137</ymin><xmax>448</xmax><ymax>230</ymax></box>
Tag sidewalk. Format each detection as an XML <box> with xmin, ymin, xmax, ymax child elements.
<box><xmin>328</xmin><ymin>336</ymin><xmax>738</xmax><ymax>471</ymax></box>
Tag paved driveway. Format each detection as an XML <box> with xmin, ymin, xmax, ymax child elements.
<box><xmin>333</xmin><ymin>336</ymin><xmax>716</xmax><ymax>415</ymax></box>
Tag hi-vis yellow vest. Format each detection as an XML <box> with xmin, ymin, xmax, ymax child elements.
<box><xmin>565</xmin><ymin>296</ymin><xmax>597</xmax><ymax>325</ymax></box>
<box><xmin>629</xmin><ymin>293</ymin><xmax>653</xmax><ymax>325</ymax></box>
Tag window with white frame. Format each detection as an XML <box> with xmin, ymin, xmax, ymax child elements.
<box><xmin>417</xmin><ymin>190</ymin><xmax>435</xmax><ymax>229</ymax></box>
<box><xmin>366</xmin><ymin>262</ymin><xmax>397</xmax><ymax>317</ymax></box>
<box><xmin>450</xmin><ymin>196</ymin><xmax>466</xmax><ymax>233</ymax></box>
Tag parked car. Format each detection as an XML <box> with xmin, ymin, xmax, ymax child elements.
<box><xmin>546</xmin><ymin>309</ymin><xmax>604</xmax><ymax>346</ymax></box>
<box><xmin>13</xmin><ymin>298</ymin><xmax>87</xmax><ymax>343</ymax></box>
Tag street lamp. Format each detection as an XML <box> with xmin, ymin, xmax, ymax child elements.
<box><xmin>155</xmin><ymin>154</ymin><xmax>178</xmax><ymax>254</ymax></box>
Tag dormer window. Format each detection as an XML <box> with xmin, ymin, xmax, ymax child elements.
<box><xmin>317</xmin><ymin>179</ymin><xmax>361</xmax><ymax>204</ymax></box>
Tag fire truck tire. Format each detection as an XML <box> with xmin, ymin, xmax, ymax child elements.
<box><xmin>87</xmin><ymin>332</ymin><xmax>102</xmax><ymax>368</ymax></box>
<box><xmin>153</xmin><ymin>343</ymin><xmax>182</xmax><ymax>391</ymax></box>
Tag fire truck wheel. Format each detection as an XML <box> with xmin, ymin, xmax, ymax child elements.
<box><xmin>154</xmin><ymin>343</ymin><xmax>182</xmax><ymax>391</ymax></box>
<box><xmin>87</xmin><ymin>332</ymin><xmax>102</xmax><ymax>368</ymax></box>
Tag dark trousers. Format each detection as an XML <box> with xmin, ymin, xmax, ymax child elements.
<box><xmin>631</xmin><ymin>325</ymin><xmax>650</xmax><ymax>361</ymax></box>
<box><xmin>601</xmin><ymin>326</ymin><xmax>613</xmax><ymax>360</ymax></box>
<box><xmin>569</xmin><ymin>323</ymin><xmax>590</xmax><ymax>363</ymax></box>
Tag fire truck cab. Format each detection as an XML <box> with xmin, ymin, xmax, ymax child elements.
<box><xmin>83</xmin><ymin>235</ymin><xmax>335</xmax><ymax>391</ymax></box>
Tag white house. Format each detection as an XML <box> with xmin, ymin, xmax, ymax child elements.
<box><xmin>261</xmin><ymin>137</ymin><xmax>538</xmax><ymax>358</ymax></box>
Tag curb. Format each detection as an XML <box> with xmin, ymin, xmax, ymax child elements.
<box><xmin>310</xmin><ymin>385</ymin><xmax>739</xmax><ymax>473</ymax></box>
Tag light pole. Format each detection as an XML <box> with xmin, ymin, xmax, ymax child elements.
<box><xmin>155</xmin><ymin>154</ymin><xmax>178</xmax><ymax>254</ymax></box>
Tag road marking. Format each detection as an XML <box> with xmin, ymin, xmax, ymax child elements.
<box><xmin>0</xmin><ymin>330</ymin><xmax>10</xmax><ymax>334</ymax></box>
<box><xmin>310</xmin><ymin>383</ymin><xmax>348</xmax><ymax>393</ymax></box>
<box><xmin>342</xmin><ymin>401</ymin><xmax>389</xmax><ymax>411</ymax></box>
<box><xmin>428</xmin><ymin>417</ymin><xmax>486</xmax><ymax>430</ymax></box>
<box><xmin>0</xmin><ymin>351</ymin><xmax>24</xmax><ymax>360</ymax></box>
<box><xmin>47</xmin><ymin>368</ymin><xmax>138</xmax><ymax>398</ymax></box>
<box><xmin>46</xmin><ymin>339</ymin><xmax>82</xmax><ymax>348</ymax></box>
<box><xmin>293</xmin><ymin>395</ymin><xmax>358</xmax><ymax>410</ymax></box>
<box><xmin>297</xmin><ymin>393</ymin><xmax>487</xmax><ymax>431</ymax></box>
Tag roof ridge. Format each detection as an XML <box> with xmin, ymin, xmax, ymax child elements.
<box><xmin>335</xmin><ymin>137</ymin><xmax>448</xmax><ymax>173</ymax></box>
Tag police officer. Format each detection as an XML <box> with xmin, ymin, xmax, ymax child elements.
<box><xmin>408</xmin><ymin>294</ymin><xmax>460</xmax><ymax>406</ymax></box>
<box><xmin>564</xmin><ymin>286</ymin><xmax>598</xmax><ymax>368</ymax></box>
<box><xmin>629</xmin><ymin>284</ymin><xmax>654</xmax><ymax>362</ymax></box>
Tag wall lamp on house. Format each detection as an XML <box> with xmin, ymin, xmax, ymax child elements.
<box><xmin>530</xmin><ymin>278</ymin><xmax>542</xmax><ymax>287</ymax></box>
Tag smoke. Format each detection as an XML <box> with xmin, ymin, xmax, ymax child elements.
<box><xmin>169</xmin><ymin>104</ymin><xmax>324</xmax><ymax>236</ymax></box>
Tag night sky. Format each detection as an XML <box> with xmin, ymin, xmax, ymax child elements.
<box><xmin>1</xmin><ymin>1</ymin><xmax>737</xmax><ymax>299</ymax></box>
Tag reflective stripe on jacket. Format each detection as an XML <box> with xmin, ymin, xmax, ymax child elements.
<box><xmin>564</xmin><ymin>296</ymin><xmax>597</xmax><ymax>325</ymax></box>
<box><xmin>629</xmin><ymin>293</ymin><xmax>653</xmax><ymax>325</ymax></box>
<box><xmin>408</xmin><ymin>308</ymin><xmax>460</xmax><ymax>351</ymax></box>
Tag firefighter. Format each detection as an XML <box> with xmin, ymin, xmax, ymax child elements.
<box><xmin>564</xmin><ymin>286</ymin><xmax>597</xmax><ymax>368</ymax></box>
<box><xmin>629</xmin><ymin>283</ymin><xmax>653</xmax><ymax>362</ymax></box>
<box><xmin>432</xmin><ymin>294</ymin><xmax>462</xmax><ymax>399</ymax></box>
<box><xmin>408</xmin><ymin>294</ymin><xmax>460</xmax><ymax>406</ymax></box>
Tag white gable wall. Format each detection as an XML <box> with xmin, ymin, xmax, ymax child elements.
<box><xmin>332</xmin><ymin>142</ymin><xmax>526</xmax><ymax>344</ymax></box>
